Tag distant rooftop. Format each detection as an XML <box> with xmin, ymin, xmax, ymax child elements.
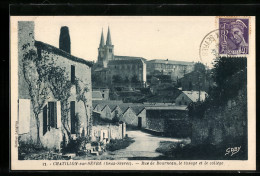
<box><xmin>108</xmin><ymin>59</ymin><xmax>144</xmax><ymax>65</ymax></box>
<box><xmin>182</xmin><ymin>91</ymin><xmax>208</xmax><ymax>102</ymax></box>
<box><xmin>147</xmin><ymin>59</ymin><xmax>194</xmax><ymax>66</ymax></box>
<box><xmin>114</xmin><ymin>55</ymin><xmax>146</xmax><ymax>62</ymax></box>
<box><xmin>92</xmin><ymin>91</ymin><xmax>103</xmax><ymax>99</ymax></box>
<box><xmin>145</xmin><ymin>106</ymin><xmax>187</xmax><ymax>110</ymax></box>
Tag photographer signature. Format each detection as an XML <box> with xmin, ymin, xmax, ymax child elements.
<box><xmin>225</xmin><ymin>146</ymin><xmax>241</xmax><ymax>156</ymax></box>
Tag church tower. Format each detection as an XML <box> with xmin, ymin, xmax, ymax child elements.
<box><xmin>97</xmin><ymin>27</ymin><xmax>114</xmax><ymax>68</ymax></box>
<box><xmin>97</xmin><ymin>28</ymin><xmax>105</xmax><ymax>67</ymax></box>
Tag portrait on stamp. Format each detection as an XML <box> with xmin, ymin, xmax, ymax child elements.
<box><xmin>219</xmin><ymin>18</ymin><xmax>249</xmax><ymax>55</ymax></box>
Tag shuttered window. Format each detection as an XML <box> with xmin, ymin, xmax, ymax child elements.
<box><xmin>70</xmin><ymin>101</ymin><xmax>76</xmax><ymax>134</ymax></box>
<box><xmin>43</xmin><ymin>102</ymin><xmax>59</xmax><ymax>135</ymax></box>
<box><xmin>71</xmin><ymin>65</ymin><xmax>75</xmax><ymax>84</ymax></box>
<box><xmin>48</xmin><ymin>102</ymin><xmax>57</xmax><ymax>128</ymax></box>
<box><xmin>43</xmin><ymin>105</ymin><xmax>48</xmax><ymax>135</ymax></box>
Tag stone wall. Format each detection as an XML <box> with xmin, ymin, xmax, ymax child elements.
<box><xmin>146</xmin><ymin>109</ymin><xmax>189</xmax><ymax>135</ymax></box>
<box><xmin>191</xmin><ymin>88</ymin><xmax>247</xmax><ymax>146</ymax></box>
<box><xmin>91</xmin><ymin>123</ymin><xmax>126</xmax><ymax>142</ymax></box>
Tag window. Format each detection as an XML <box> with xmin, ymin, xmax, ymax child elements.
<box><xmin>182</xmin><ymin>96</ymin><xmax>184</xmax><ymax>100</ymax></box>
<box><xmin>185</xmin><ymin>102</ymin><xmax>187</xmax><ymax>105</ymax></box>
<box><xmin>109</xmin><ymin>49</ymin><xmax>112</xmax><ymax>53</ymax></box>
<box><xmin>179</xmin><ymin>102</ymin><xmax>182</xmax><ymax>105</ymax></box>
<box><xmin>43</xmin><ymin>105</ymin><xmax>48</xmax><ymax>135</ymax></box>
<box><xmin>102</xmin><ymin>94</ymin><xmax>105</xmax><ymax>98</ymax></box>
<box><xmin>71</xmin><ymin>65</ymin><xmax>75</xmax><ymax>84</ymax></box>
<box><xmin>48</xmin><ymin>102</ymin><xmax>57</xmax><ymax>128</ymax></box>
<box><xmin>43</xmin><ymin>102</ymin><xmax>58</xmax><ymax>135</ymax></box>
<box><xmin>37</xmin><ymin>47</ymin><xmax>41</xmax><ymax>59</ymax></box>
<box><xmin>70</xmin><ymin>101</ymin><xmax>76</xmax><ymax>134</ymax></box>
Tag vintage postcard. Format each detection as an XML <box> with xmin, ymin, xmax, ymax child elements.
<box><xmin>10</xmin><ymin>16</ymin><xmax>256</xmax><ymax>170</ymax></box>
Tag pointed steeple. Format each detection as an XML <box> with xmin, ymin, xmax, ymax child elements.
<box><xmin>99</xmin><ymin>28</ymin><xmax>105</xmax><ymax>47</ymax></box>
<box><xmin>106</xmin><ymin>26</ymin><xmax>112</xmax><ymax>45</ymax></box>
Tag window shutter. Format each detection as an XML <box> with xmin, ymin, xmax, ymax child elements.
<box><xmin>53</xmin><ymin>102</ymin><xmax>57</xmax><ymax>128</ymax></box>
<box><xmin>70</xmin><ymin>101</ymin><xmax>76</xmax><ymax>134</ymax></box>
<box><xmin>18</xmin><ymin>99</ymin><xmax>30</xmax><ymax>134</ymax></box>
<box><xmin>71</xmin><ymin>65</ymin><xmax>75</xmax><ymax>84</ymax></box>
<box><xmin>48</xmin><ymin>102</ymin><xmax>56</xmax><ymax>129</ymax></box>
<box><xmin>48</xmin><ymin>102</ymin><xmax>51</xmax><ymax>131</ymax></box>
<box><xmin>56</xmin><ymin>101</ymin><xmax>61</xmax><ymax>128</ymax></box>
<box><xmin>43</xmin><ymin>105</ymin><xmax>48</xmax><ymax>135</ymax></box>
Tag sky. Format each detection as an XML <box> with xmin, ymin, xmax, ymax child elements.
<box><xmin>24</xmin><ymin>16</ymin><xmax>217</xmax><ymax>66</ymax></box>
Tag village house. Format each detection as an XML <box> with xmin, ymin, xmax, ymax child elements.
<box><xmin>145</xmin><ymin>106</ymin><xmax>191</xmax><ymax>137</ymax></box>
<box><xmin>175</xmin><ymin>91</ymin><xmax>208</xmax><ymax>106</ymax></box>
<box><xmin>92</xmin><ymin>91</ymin><xmax>103</xmax><ymax>101</ymax></box>
<box><xmin>18</xmin><ymin>21</ymin><xmax>92</xmax><ymax>150</ymax></box>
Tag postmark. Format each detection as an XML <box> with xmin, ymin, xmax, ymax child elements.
<box><xmin>219</xmin><ymin>18</ymin><xmax>249</xmax><ymax>55</ymax></box>
<box><xmin>199</xmin><ymin>29</ymin><xmax>219</xmax><ymax>67</ymax></box>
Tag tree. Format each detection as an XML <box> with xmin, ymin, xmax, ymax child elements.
<box><xmin>75</xmin><ymin>78</ymin><xmax>91</xmax><ymax>136</ymax></box>
<box><xmin>91</xmin><ymin>73</ymin><xmax>103</xmax><ymax>87</ymax></box>
<box><xmin>194</xmin><ymin>62</ymin><xmax>206</xmax><ymax>73</ymax></box>
<box><xmin>112</xmin><ymin>75</ymin><xmax>123</xmax><ymax>83</ymax></box>
<box><xmin>124</xmin><ymin>76</ymin><xmax>129</xmax><ymax>83</ymax></box>
<box><xmin>131</xmin><ymin>75</ymin><xmax>139</xmax><ymax>83</ymax></box>
<box><xmin>211</xmin><ymin>57</ymin><xmax>247</xmax><ymax>103</ymax></box>
<box><xmin>22</xmin><ymin>44</ymin><xmax>50</xmax><ymax>146</ymax></box>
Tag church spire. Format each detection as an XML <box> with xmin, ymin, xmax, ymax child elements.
<box><xmin>106</xmin><ymin>26</ymin><xmax>112</xmax><ymax>45</ymax></box>
<box><xmin>99</xmin><ymin>28</ymin><xmax>104</xmax><ymax>47</ymax></box>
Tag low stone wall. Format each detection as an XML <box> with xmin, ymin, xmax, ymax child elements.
<box><xmin>91</xmin><ymin>123</ymin><xmax>126</xmax><ymax>143</ymax></box>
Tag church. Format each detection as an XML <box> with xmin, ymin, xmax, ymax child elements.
<box><xmin>93</xmin><ymin>27</ymin><xmax>147</xmax><ymax>88</ymax></box>
<box><xmin>93</xmin><ymin>27</ymin><xmax>195</xmax><ymax>88</ymax></box>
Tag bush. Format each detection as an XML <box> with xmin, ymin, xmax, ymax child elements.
<box><xmin>18</xmin><ymin>138</ymin><xmax>47</xmax><ymax>160</ymax></box>
<box><xmin>62</xmin><ymin>136</ymin><xmax>90</xmax><ymax>154</ymax></box>
<box><xmin>106</xmin><ymin>137</ymin><xmax>134</xmax><ymax>151</ymax></box>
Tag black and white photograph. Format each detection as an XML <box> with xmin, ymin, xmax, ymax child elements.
<box><xmin>10</xmin><ymin>16</ymin><xmax>256</xmax><ymax>170</ymax></box>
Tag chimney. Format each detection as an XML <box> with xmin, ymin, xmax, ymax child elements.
<box><xmin>59</xmin><ymin>26</ymin><xmax>71</xmax><ymax>54</ymax></box>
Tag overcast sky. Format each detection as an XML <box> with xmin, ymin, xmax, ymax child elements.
<box><xmin>17</xmin><ymin>16</ymin><xmax>217</xmax><ymax>66</ymax></box>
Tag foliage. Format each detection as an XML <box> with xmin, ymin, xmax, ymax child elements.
<box><xmin>112</xmin><ymin>110</ymin><xmax>120</xmax><ymax>123</ymax></box>
<box><xmin>106</xmin><ymin>137</ymin><xmax>134</xmax><ymax>152</ymax></box>
<box><xmin>91</xmin><ymin>73</ymin><xmax>103</xmax><ymax>87</ymax></box>
<box><xmin>131</xmin><ymin>75</ymin><xmax>140</xmax><ymax>83</ymax></box>
<box><xmin>75</xmin><ymin>78</ymin><xmax>91</xmax><ymax>136</ymax></box>
<box><xmin>211</xmin><ymin>57</ymin><xmax>247</xmax><ymax>103</ymax></box>
<box><xmin>22</xmin><ymin>44</ymin><xmax>50</xmax><ymax>145</ymax></box>
<box><xmin>154</xmin><ymin>75</ymin><xmax>171</xmax><ymax>83</ymax></box>
<box><xmin>155</xmin><ymin>136</ymin><xmax>247</xmax><ymax>160</ymax></box>
<box><xmin>112</xmin><ymin>75</ymin><xmax>123</xmax><ymax>83</ymax></box>
<box><xmin>124</xmin><ymin>76</ymin><xmax>130</xmax><ymax>83</ymax></box>
<box><xmin>194</xmin><ymin>62</ymin><xmax>206</xmax><ymax>73</ymax></box>
<box><xmin>62</xmin><ymin>136</ymin><xmax>90</xmax><ymax>154</ymax></box>
<box><xmin>18</xmin><ymin>138</ymin><xmax>47</xmax><ymax>160</ymax></box>
<box><xmin>187</xmin><ymin>57</ymin><xmax>247</xmax><ymax>118</ymax></box>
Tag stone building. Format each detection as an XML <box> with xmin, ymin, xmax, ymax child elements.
<box><xmin>145</xmin><ymin>106</ymin><xmax>191</xmax><ymax>137</ymax></box>
<box><xmin>18</xmin><ymin>22</ymin><xmax>92</xmax><ymax>150</ymax></box>
<box><xmin>175</xmin><ymin>91</ymin><xmax>208</xmax><ymax>106</ymax></box>
<box><xmin>146</xmin><ymin>59</ymin><xmax>195</xmax><ymax>82</ymax></box>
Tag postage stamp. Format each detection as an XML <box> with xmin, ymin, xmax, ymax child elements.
<box><xmin>10</xmin><ymin>16</ymin><xmax>256</xmax><ymax>171</ymax></box>
<box><xmin>219</xmin><ymin>18</ymin><xmax>249</xmax><ymax>55</ymax></box>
